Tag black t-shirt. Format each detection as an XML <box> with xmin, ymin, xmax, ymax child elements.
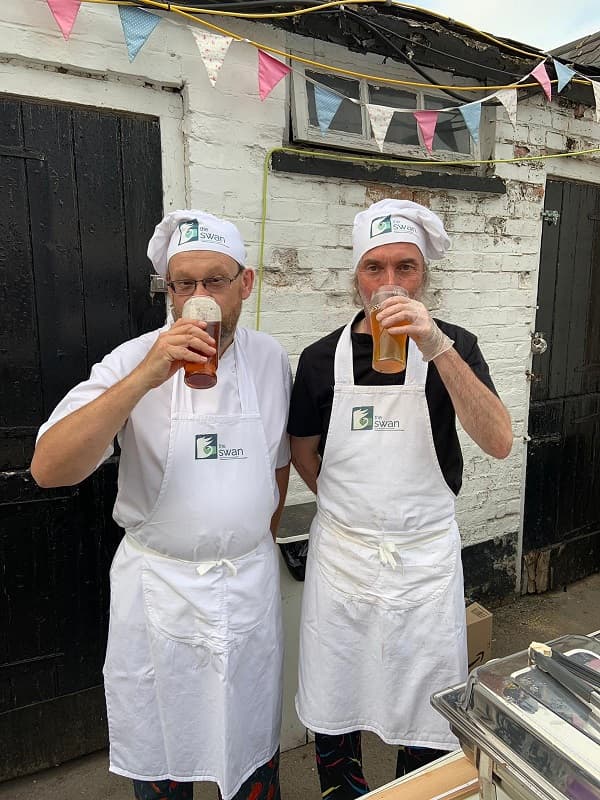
<box><xmin>287</xmin><ymin>313</ymin><xmax>498</xmax><ymax>495</ymax></box>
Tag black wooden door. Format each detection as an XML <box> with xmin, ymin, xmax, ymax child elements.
<box><xmin>0</xmin><ymin>96</ymin><xmax>165</xmax><ymax>779</ymax></box>
<box><xmin>522</xmin><ymin>179</ymin><xmax>600</xmax><ymax>593</ymax></box>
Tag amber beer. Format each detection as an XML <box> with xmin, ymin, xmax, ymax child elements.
<box><xmin>182</xmin><ymin>296</ymin><xmax>221</xmax><ymax>389</ymax></box>
<box><xmin>369</xmin><ymin>286</ymin><xmax>409</xmax><ymax>373</ymax></box>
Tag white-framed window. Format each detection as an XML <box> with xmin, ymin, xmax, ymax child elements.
<box><xmin>291</xmin><ymin>66</ymin><xmax>479</xmax><ymax>162</ymax></box>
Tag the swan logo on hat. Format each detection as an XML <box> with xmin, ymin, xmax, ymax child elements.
<box><xmin>370</xmin><ymin>215</ymin><xmax>392</xmax><ymax>237</ymax></box>
<box><xmin>178</xmin><ymin>220</ymin><xmax>199</xmax><ymax>245</ymax></box>
<box><xmin>178</xmin><ymin>219</ymin><xmax>227</xmax><ymax>247</ymax></box>
<box><xmin>370</xmin><ymin>215</ymin><xmax>419</xmax><ymax>240</ymax></box>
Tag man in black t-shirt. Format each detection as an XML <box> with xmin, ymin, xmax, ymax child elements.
<box><xmin>288</xmin><ymin>199</ymin><xmax>512</xmax><ymax>799</ymax></box>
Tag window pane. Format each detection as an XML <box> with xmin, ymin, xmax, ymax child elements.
<box><xmin>368</xmin><ymin>85</ymin><xmax>419</xmax><ymax>146</ymax></box>
<box><xmin>423</xmin><ymin>95</ymin><xmax>471</xmax><ymax>153</ymax></box>
<box><xmin>306</xmin><ymin>71</ymin><xmax>362</xmax><ymax>134</ymax></box>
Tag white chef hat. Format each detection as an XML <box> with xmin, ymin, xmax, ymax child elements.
<box><xmin>351</xmin><ymin>199</ymin><xmax>450</xmax><ymax>272</ymax></box>
<box><xmin>147</xmin><ymin>209</ymin><xmax>246</xmax><ymax>277</ymax></box>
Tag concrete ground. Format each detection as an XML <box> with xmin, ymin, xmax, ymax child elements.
<box><xmin>2</xmin><ymin>571</ymin><xmax>599</xmax><ymax>800</ymax></box>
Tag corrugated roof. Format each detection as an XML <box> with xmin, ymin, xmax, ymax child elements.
<box><xmin>551</xmin><ymin>31</ymin><xmax>600</xmax><ymax>67</ymax></box>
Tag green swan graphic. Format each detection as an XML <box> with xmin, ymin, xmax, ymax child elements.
<box><xmin>196</xmin><ymin>435</ymin><xmax>217</xmax><ymax>458</ymax></box>
<box><xmin>352</xmin><ymin>408</ymin><xmax>372</xmax><ymax>430</ymax></box>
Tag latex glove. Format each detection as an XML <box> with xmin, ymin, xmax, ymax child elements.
<box><xmin>376</xmin><ymin>295</ymin><xmax>454</xmax><ymax>362</ymax></box>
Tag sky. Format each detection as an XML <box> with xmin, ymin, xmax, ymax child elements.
<box><xmin>397</xmin><ymin>1</ymin><xmax>600</xmax><ymax>51</ymax></box>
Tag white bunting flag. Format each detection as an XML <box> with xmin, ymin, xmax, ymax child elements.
<box><xmin>367</xmin><ymin>103</ymin><xmax>395</xmax><ymax>151</ymax></box>
<box><xmin>495</xmin><ymin>88</ymin><xmax>518</xmax><ymax>128</ymax></box>
<box><xmin>593</xmin><ymin>80</ymin><xmax>600</xmax><ymax>124</ymax></box>
<box><xmin>191</xmin><ymin>29</ymin><xmax>233</xmax><ymax>88</ymax></box>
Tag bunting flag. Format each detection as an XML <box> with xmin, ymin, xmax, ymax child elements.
<box><xmin>531</xmin><ymin>62</ymin><xmax>552</xmax><ymax>101</ymax></box>
<box><xmin>258</xmin><ymin>50</ymin><xmax>290</xmax><ymax>101</ymax></box>
<box><xmin>495</xmin><ymin>88</ymin><xmax>518</xmax><ymax>128</ymax></box>
<box><xmin>46</xmin><ymin>0</ymin><xmax>81</xmax><ymax>39</ymax></box>
<box><xmin>119</xmin><ymin>6</ymin><xmax>160</xmax><ymax>62</ymax></box>
<box><xmin>593</xmin><ymin>81</ymin><xmax>600</xmax><ymax>124</ymax></box>
<box><xmin>553</xmin><ymin>59</ymin><xmax>576</xmax><ymax>92</ymax></box>
<box><xmin>414</xmin><ymin>110</ymin><xmax>439</xmax><ymax>153</ymax></box>
<box><xmin>367</xmin><ymin>103</ymin><xmax>395</xmax><ymax>151</ymax></box>
<box><xmin>314</xmin><ymin>85</ymin><xmax>344</xmax><ymax>135</ymax></box>
<box><xmin>459</xmin><ymin>102</ymin><xmax>482</xmax><ymax>144</ymax></box>
<box><xmin>191</xmin><ymin>29</ymin><xmax>233</xmax><ymax>87</ymax></box>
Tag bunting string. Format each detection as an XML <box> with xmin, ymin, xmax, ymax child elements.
<box><xmin>81</xmin><ymin>0</ymin><xmax>595</xmax><ymax>92</ymax></box>
<box><xmin>46</xmin><ymin>0</ymin><xmax>600</xmax><ymax>152</ymax></box>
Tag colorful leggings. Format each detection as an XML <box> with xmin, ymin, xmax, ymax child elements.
<box><xmin>314</xmin><ymin>732</ymin><xmax>447</xmax><ymax>800</ymax></box>
<box><xmin>132</xmin><ymin>750</ymin><xmax>280</xmax><ymax>800</ymax></box>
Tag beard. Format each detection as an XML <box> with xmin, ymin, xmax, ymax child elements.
<box><xmin>220</xmin><ymin>303</ymin><xmax>242</xmax><ymax>348</ymax></box>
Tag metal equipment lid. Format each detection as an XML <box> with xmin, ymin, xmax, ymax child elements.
<box><xmin>432</xmin><ymin>634</ymin><xmax>600</xmax><ymax>800</ymax></box>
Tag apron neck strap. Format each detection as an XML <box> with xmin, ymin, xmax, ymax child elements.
<box><xmin>333</xmin><ymin>314</ymin><xmax>358</xmax><ymax>385</ymax></box>
<box><xmin>231</xmin><ymin>333</ymin><xmax>259</xmax><ymax>414</ymax></box>
<box><xmin>334</xmin><ymin>312</ymin><xmax>428</xmax><ymax>387</ymax></box>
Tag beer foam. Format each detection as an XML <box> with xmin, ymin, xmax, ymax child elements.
<box><xmin>182</xmin><ymin>296</ymin><xmax>222</xmax><ymax>322</ymax></box>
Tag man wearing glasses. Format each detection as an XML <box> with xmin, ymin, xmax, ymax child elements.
<box><xmin>31</xmin><ymin>210</ymin><xmax>292</xmax><ymax>800</ymax></box>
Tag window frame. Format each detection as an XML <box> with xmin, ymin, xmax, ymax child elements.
<box><xmin>290</xmin><ymin>65</ymin><xmax>482</xmax><ymax>164</ymax></box>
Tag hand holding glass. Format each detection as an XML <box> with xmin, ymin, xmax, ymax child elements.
<box><xmin>370</xmin><ymin>286</ymin><xmax>409</xmax><ymax>373</ymax></box>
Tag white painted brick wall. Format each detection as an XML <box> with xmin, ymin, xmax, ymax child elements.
<box><xmin>3</xmin><ymin>3</ymin><xmax>600</xmax><ymax>583</ymax></box>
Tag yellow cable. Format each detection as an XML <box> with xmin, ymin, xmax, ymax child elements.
<box><xmin>85</xmin><ymin>0</ymin><xmax>398</xmax><ymax>18</ymax></box>
<box><xmin>255</xmin><ymin>144</ymin><xmax>600</xmax><ymax>328</ymax></box>
<box><xmin>83</xmin><ymin>0</ymin><xmax>594</xmax><ymax>90</ymax></box>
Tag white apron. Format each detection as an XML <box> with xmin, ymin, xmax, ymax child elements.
<box><xmin>296</xmin><ymin>314</ymin><xmax>467</xmax><ymax>749</ymax></box>
<box><xmin>103</xmin><ymin>338</ymin><xmax>283</xmax><ymax>800</ymax></box>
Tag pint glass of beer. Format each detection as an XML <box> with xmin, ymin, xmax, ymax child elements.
<box><xmin>369</xmin><ymin>286</ymin><xmax>409</xmax><ymax>373</ymax></box>
<box><xmin>181</xmin><ymin>296</ymin><xmax>221</xmax><ymax>389</ymax></box>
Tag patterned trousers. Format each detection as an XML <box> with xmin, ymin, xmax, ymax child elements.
<box><xmin>132</xmin><ymin>750</ymin><xmax>280</xmax><ymax>800</ymax></box>
<box><xmin>314</xmin><ymin>732</ymin><xmax>448</xmax><ymax>799</ymax></box>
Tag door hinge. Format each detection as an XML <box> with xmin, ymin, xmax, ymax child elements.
<box><xmin>530</xmin><ymin>331</ymin><xmax>548</xmax><ymax>355</ymax></box>
<box><xmin>150</xmin><ymin>274</ymin><xmax>167</xmax><ymax>295</ymax></box>
<box><xmin>525</xmin><ymin>369</ymin><xmax>542</xmax><ymax>383</ymax></box>
<box><xmin>540</xmin><ymin>209</ymin><xmax>560</xmax><ymax>225</ymax></box>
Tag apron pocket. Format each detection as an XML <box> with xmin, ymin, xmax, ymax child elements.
<box><xmin>316</xmin><ymin>523</ymin><xmax>382</xmax><ymax>598</ymax></box>
<box><xmin>227</xmin><ymin>541</ymin><xmax>279</xmax><ymax>636</ymax></box>
<box><xmin>141</xmin><ymin>560</ymin><xmax>226</xmax><ymax>648</ymax></box>
<box><xmin>371</xmin><ymin>529</ymin><xmax>458</xmax><ymax>609</ymax></box>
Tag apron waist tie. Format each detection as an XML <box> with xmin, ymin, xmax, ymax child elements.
<box><xmin>124</xmin><ymin>532</ymin><xmax>260</xmax><ymax>576</ymax></box>
<box><xmin>378</xmin><ymin>541</ymin><xmax>401</xmax><ymax>572</ymax></box>
<box><xmin>196</xmin><ymin>559</ymin><xmax>238</xmax><ymax>577</ymax></box>
<box><xmin>317</xmin><ymin>509</ymin><xmax>451</xmax><ymax>570</ymax></box>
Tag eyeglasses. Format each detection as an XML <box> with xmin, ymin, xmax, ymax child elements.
<box><xmin>167</xmin><ymin>267</ymin><xmax>243</xmax><ymax>296</ymax></box>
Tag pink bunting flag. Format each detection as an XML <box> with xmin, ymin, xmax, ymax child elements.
<box><xmin>414</xmin><ymin>111</ymin><xmax>439</xmax><ymax>153</ymax></box>
<box><xmin>258</xmin><ymin>50</ymin><xmax>290</xmax><ymax>101</ymax></box>
<box><xmin>46</xmin><ymin>0</ymin><xmax>81</xmax><ymax>39</ymax></box>
<box><xmin>531</xmin><ymin>62</ymin><xmax>552</xmax><ymax>101</ymax></box>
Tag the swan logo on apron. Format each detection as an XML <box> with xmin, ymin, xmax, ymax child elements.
<box><xmin>195</xmin><ymin>434</ymin><xmax>247</xmax><ymax>460</ymax></box>
<box><xmin>351</xmin><ymin>406</ymin><xmax>374</xmax><ymax>430</ymax></box>
<box><xmin>351</xmin><ymin>406</ymin><xmax>404</xmax><ymax>432</ymax></box>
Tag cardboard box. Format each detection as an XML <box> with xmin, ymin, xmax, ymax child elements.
<box><xmin>465</xmin><ymin>601</ymin><xmax>493</xmax><ymax>670</ymax></box>
<box><xmin>367</xmin><ymin>752</ymin><xmax>478</xmax><ymax>799</ymax></box>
